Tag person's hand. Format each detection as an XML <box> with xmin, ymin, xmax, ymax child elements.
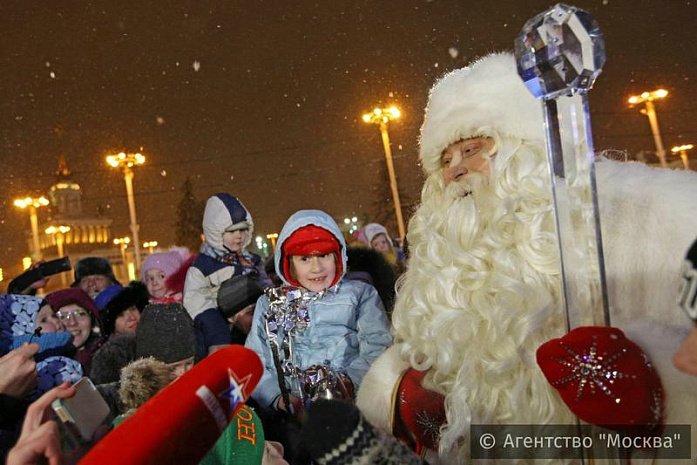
<box><xmin>28</xmin><ymin>261</ymin><xmax>50</xmax><ymax>290</ymax></box>
<box><xmin>277</xmin><ymin>395</ymin><xmax>302</xmax><ymax>415</ymax></box>
<box><xmin>0</xmin><ymin>343</ymin><xmax>39</xmax><ymax>398</ymax></box>
<box><xmin>6</xmin><ymin>381</ymin><xmax>77</xmax><ymax>465</ymax></box>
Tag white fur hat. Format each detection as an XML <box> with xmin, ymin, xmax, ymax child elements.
<box><xmin>419</xmin><ymin>52</ymin><xmax>545</xmax><ymax>175</ymax></box>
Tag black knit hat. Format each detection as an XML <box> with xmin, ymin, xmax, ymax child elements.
<box><xmin>217</xmin><ymin>275</ymin><xmax>263</xmax><ymax>319</ymax></box>
<box><xmin>72</xmin><ymin>257</ymin><xmax>118</xmax><ymax>287</ymax></box>
<box><xmin>100</xmin><ymin>281</ymin><xmax>150</xmax><ymax>337</ymax></box>
<box><xmin>135</xmin><ymin>303</ymin><xmax>195</xmax><ymax>364</ymax></box>
<box><xmin>301</xmin><ymin>400</ymin><xmax>426</xmax><ymax>465</ymax></box>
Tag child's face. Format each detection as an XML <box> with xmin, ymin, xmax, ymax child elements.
<box><xmin>35</xmin><ymin>304</ymin><xmax>65</xmax><ymax>333</ymax></box>
<box><xmin>370</xmin><ymin>233</ymin><xmax>392</xmax><ymax>253</ymax></box>
<box><xmin>145</xmin><ymin>269</ymin><xmax>167</xmax><ymax>299</ymax></box>
<box><xmin>290</xmin><ymin>253</ymin><xmax>337</xmax><ymax>293</ymax></box>
<box><xmin>223</xmin><ymin>228</ymin><xmax>249</xmax><ymax>252</ymax></box>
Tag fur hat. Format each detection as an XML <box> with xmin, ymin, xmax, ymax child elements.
<box><xmin>119</xmin><ymin>356</ymin><xmax>171</xmax><ymax>411</ymax></box>
<box><xmin>363</xmin><ymin>223</ymin><xmax>393</xmax><ymax>248</ymax></box>
<box><xmin>100</xmin><ymin>281</ymin><xmax>149</xmax><ymax>337</ymax></box>
<box><xmin>419</xmin><ymin>52</ymin><xmax>544</xmax><ymax>175</ymax></box>
<box><xmin>89</xmin><ymin>332</ymin><xmax>137</xmax><ymax>384</ymax></box>
<box><xmin>141</xmin><ymin>249</ymin><xmax>189</xmax><ymax>282</ymax></box>
<box><xmin>135</xmin><ymin>303</ymin><xmax>196</xmax><ymax>364</ymax></box>
<box><xmin>72</xmin><ymin>257</ymin><xmax>118</xmax><ymax>287</ymax></box>
<box><xmin>94</xmin><ymin>284</ymin><xmax>124</xmax><ymax>310</ymax></box>
<box><xmin>217</xmin><ymin>275</ymin><xmax>263</xmax><ymax>319</ymax></box>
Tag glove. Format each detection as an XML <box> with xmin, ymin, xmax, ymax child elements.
<box><xmin>537</xmin><ymin>326</ymin><xmax>664</xmax><ymax>436</ymax></box>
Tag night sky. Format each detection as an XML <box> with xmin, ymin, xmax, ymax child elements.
<box><xmin>2</xmin><ymin>0</ymin><xmax>695</xmax><ymax>275</ymax></box>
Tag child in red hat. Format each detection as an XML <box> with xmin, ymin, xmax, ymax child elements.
<box><xmin>245</xmin><ymin>210</ymin><xmax>392</xmax><ymax>416</ymax></box>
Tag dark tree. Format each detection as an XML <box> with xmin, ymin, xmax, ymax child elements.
<box><xmin>175</xmin><ymin>177</ymin><xmax>205</xmax><ymax>252</ymax></box>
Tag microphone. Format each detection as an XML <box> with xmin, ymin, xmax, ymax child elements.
<box><xmin>81</xmin><ymin>345</ymin><xmax>263</xmax><ymax>465</ymax></box>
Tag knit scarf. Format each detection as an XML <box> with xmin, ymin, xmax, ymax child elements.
<box><xmin>200</xmin><ymin>243</ymin><xmax>255</xmax><ymax>267</ymax></box>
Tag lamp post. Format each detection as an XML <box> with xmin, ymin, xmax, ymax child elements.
<box><xmin>362</xmin><ymin>106</ymin><xmax>406</xmax><ymax>242</ymax></box>
<box><xmin>671</xmin><ymin>144</ymin><xmax>693</xmax><ymax>171</ymax></box>
<box><xmin>107</xmin><ymin>152</ymin><xmax>145</xmax><ymax>273</ymax></box>
<box><xmin>628</xmin><ymin>89</ymin><xmax>669</xmax><ymax>167</ymax></box>
<box><xmin>143</xmin><ymin>241</ymin><xmax>158</xmax><ymax>254</ymax></box>
<box><xmin>14</xmin><ymin>196</ymin><xmax>50</xmax><ymax>261</ymax></box>
<box><xmin>113</xmin><ymin>237</ymin><xmax>131</xmax><ymax>269</ymax></box>
<box><xmin>266</xmin><ymin>233</ymin><xmax>279</xmax><ymax>250</ymax></box>
<box><xmin>45</xmin><ymin>225</ymin><xmax>71</xmax><ymax>286</ymax></box>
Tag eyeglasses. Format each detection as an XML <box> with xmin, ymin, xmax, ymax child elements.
<box><xmin>56</xmin><ymin>308</ymin><xmax>90</xmax><ymax>322</ymax></box>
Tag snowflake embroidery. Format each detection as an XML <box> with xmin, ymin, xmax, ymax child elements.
<box><xmin>551</xmin><ymin>339</ymin><xmax>635</xmax><ymax>401</ymax></box>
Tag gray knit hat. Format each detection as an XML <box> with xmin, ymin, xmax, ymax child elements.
<box><xmin>217</xmin><ymin>275</ymin><xmax>263</xmax><ymax>319</ymax></box>
<box><xmin>135</xmin><ymin>303</ymin><xmax>195</xmax><ymax>364</ymax></box>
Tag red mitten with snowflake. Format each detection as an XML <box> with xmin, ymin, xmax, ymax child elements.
<box><xmin>537</xmin><ymin>326</ymin><xmax>663</xmax><ymax>435</ymax></box>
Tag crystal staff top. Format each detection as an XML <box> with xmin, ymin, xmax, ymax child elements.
<box><xmin>514</xmin><ymin>3</ymin><xmax>605</xmax><ymax>99</ymax></box>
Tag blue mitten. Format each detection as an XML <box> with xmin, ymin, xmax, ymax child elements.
<box><xmin>12</xmin><ymin>331</ymin><xmax>74</xmax><ymax>359</ymax></box>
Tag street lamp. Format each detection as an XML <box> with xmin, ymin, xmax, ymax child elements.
<box><xmin>14</xmin><ymin>196</ymin><xmax>50</xmax><ymax>261</ymax></box>
<box><xmin>266</xmin><ymin>233</ymin><xmax>279</xmax><ymax>250</ymax></box>
<box><xmin>45</xmin><ymin>225</ymin><xmax>71</xmax><ymax>286</ymax></box>
<box><xmin>362</xmin><ymin>106</ymin><xmax>406</xmax><ymax>242</ymax></box>
<box><xmin>107</xmin><ymin>152</ymin><xmax>145</xmax><ymax>273</ymax></box>
<box><xmin>113</xmin><ymin>237</ymin><xmax>131</xmax><ymax>269</ymax></box>
<box><xmin>628</xmin><ymin>89</ymin><xmax>669</xmax><ymax>167</ymax></box>
<box><xmin>671</xmin><ymin>144</ymin><xmax>693</xmax><ymax>171</ymax></box>
<box><xmin>142</xmin><ymin>241</ymin><xmax>158</xmax><ymax>254</ymax></box>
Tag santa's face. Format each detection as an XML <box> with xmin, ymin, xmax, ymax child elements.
<box><xmin>441</xmin><ymin>137</ymin><xmax>496</xmax><ymax>186</ymax></box>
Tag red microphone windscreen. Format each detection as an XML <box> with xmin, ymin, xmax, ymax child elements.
<box><xmin>81</xmin><ymin>345</ymin><xmax>263</xmax><ymax>465</ymax></box>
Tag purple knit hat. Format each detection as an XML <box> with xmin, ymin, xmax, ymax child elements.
<box><xmin>141</xmin><ymin>250</ymin><xmax>186</xmax><ymax>281</ymax></box>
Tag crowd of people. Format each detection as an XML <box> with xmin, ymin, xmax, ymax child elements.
<box><xmin>2</xmin><ymin>51</ymin><xmax>697</xmax><ymax>465</ymax></box>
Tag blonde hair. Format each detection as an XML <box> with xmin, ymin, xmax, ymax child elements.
<box><xmin>392</xmin><ymin>132</ymin><xmax>574</xmax><ymax>463</ymax></box>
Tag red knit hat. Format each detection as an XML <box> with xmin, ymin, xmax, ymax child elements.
<box><xmin>282</xmin><ymin>225</ymin><xmax>342</xmax><ymax>288</ymax></box>
<box><xmin>537</xmin><ymin>326</ymin><xmax>664</xmax><ymax>436</ymax></box>
<box><xmin>44</xmin><ymin>288</ymin><xmax>102</xmax><ymax>328</ymax></box>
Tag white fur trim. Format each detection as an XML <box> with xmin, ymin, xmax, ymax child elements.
<box><xmin>419</xmin><ymin>52</ymin><xmax>544</xmax><ymax>175</ymax></box>
<box><xmin>356</xmin><ymin>344</ymin><xmax>409</xmax><ymax>432</ymax></box>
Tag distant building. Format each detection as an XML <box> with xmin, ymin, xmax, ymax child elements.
<box><xmin>13</xmin><ymin>156</ymin><xmax>131</xmax><ymax>290</ymax></box>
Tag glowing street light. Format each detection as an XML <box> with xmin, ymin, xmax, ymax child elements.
<box><xmin>671</xmin><ymin>144</ymin><xmax>694</xmax><ymax>171</ymax></box>
<box><xmin>113</xmin><ymin>237</ymin><xmax>131</xmax><ymax>267</ymax></box>
<box><xmin>45</xmin><ymin>225</ymin><xmax>71</xmax><ymax>286</ymax></box>
<box><xmin>628</xmin><ymin>89</ymin><xmax>669</xmax><ymax>167</ymax></box>
<box><xmin>362</xmin><ymin>105</ymin><xmax>405</xmax><ymax>242</ymax></box>
<box><xmin>106</xmin><ymin>152</ymin><xmax>145</xmax><ymax>273</ymax></box>
<box><xmin>14</xmin><ymin>196</ymin><xmax>50</xmax><ymax>261</ymax></box>
<box><xmin>266</xmin><ymin>233</ymin><xmax>279</xmax><ymax>250</ymax></box>
<box><xmin>142</xmin><ymin>241</ymin><xmax>158</xmax><ymax>254</ymax></box>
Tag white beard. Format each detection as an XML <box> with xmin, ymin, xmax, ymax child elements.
<box><xmin>391</xmin><ymin>137</ymin><xmax>575</xmax><ymax>463</ymax></box>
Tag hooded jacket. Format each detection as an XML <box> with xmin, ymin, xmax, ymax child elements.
<box><xmin>183</xmin><ymin>194</ymin><xmax>272</xmax><ymax>355</ymax></box>
<box><xmin>245</xmin><ymin>210</ymin><xmax>392</xmax><ymax>409</ymax></box>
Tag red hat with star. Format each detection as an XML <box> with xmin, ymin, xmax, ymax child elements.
<box><xmin>537</xmin><ymin>326</ymin><xmax>664</xmax><ymax>435</ymax></box>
